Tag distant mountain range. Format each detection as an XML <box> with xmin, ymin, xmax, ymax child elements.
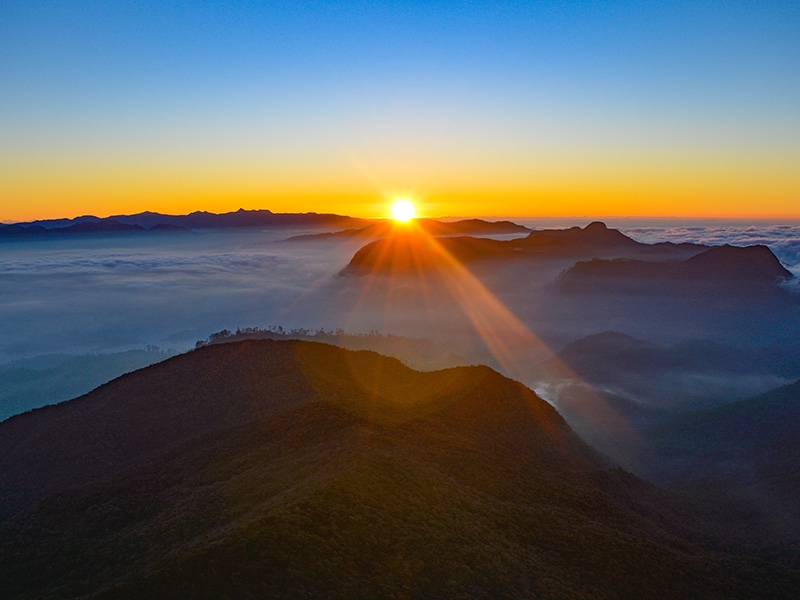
<box><xmin>281</xmin><ymin>218</ymin><xmax>531</xmax><ymax>242</ymax></box>
<box><xmin>0</xmin><ymin>209</ymin><xmax>371</xmax><ymax>237</ymax></box>
<box><xmin>342</xmin><ymin>221</ymin><xmax>796</xmax><ymax>298</ymax></box>
<box><xmin>343</xmin><ymin>221</ymin><xmax>710</xmax><ymax>273</ymax></box>
<box><xmin>1</xmin><ymin>210</ymin><xmax>532</xmax><ymax>241</ymax></box>
<box><xmin>530</xmin><ymin>330</ymin><xmax>800</xmax><ymax>545</ymax></box>
<box><xmin>535</xmin><ymin>331</ymin><xmax>800</xmax><ymax>409</ymax></box>
<box><xmin>5</xmin><ymin>213</ymin><xmax>795</xmax><ymax>300</ymax></box>
<box><xmin>3</xmin><ymin>339</ymin><xmax>797</xmax><ymax>598</ymax></box>
<box><xmin>557</xmin><ymin>244</ymin><xmax>793</xmax><ymax>293</ymax></box>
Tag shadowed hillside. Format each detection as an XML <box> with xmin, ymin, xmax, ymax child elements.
<box><xmin>556</xmin><ymin>244</ymin><xmax>793</xmax><ymax>294</ymax></box>
<box><xmin>2</xmin><ymin>340</ymin><xmax>799</xmax><ymax>598</ymax></box>
<box><xmin>534</xmin><ymin>331</ymin><xmax>798</xmax><ymax>411</ymax></box>
<box><xmin>646</xmin><ymin>379</ymin><xmax>800</xmax><ymax>528</ymax></box>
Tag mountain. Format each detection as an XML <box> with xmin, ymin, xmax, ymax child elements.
<box><xmin>513</xmin><ymin>221</ymin><xmax>640</xmax><ymax>255</ymax></box>
<box><xmin>648</xmin><ymin>379</ymin><xmax>800</xmax><ymax>483</ymax></box>
<box><xmin>503</xmin><ymin>221</ymin><xmax>705</xmax><ymax>260</ymax></box>
<box><xmin>2</xmin><ymin>209</ymin><xmax>371</xmax><ymax>235</ymax></box>
<box><xmin>534</xmin><ymin>331</ymin><xmax>796</xmax><ymax>409</ymax></box>
<box><xmin>2</xmin><ymin>339</ymin><xmax>795</xmax><ymax>598</ymax></box>
<box><xmin>342</xmin><ymin>233</ymin><xmax>514</xmax><ymax>274</ymax></box>
<box><xmin>0</xmin><ymin>219</ymin><xmax>160</xmax><ymax>238</ymax></box>
<box><xmin>643</xmin><ymin>380</ymin><xmax>800</xmax><ymax>540</ymax></box>
<box><xmin>343</xmin><ymin>221</ymin><xmax>708</xmax><ymax>274</ymax></box>
<box><xmin>676</xmin><ymin>244</ymin><xmax>794</xmax><ymax>281</ymax></box>
<box><xmin>281</xmin><ymin>218</ymin><xmax>531</xmax><ymax>242</ymax></box>
<box><xmin>557</xmin><ymin>244</ymin><xmax>793</xmax><ymax>293</ymax></box>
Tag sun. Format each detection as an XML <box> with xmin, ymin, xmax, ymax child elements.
<box><xmin>391</xmin><ymin>198</ymin><xmax>416</xmax><ymax>222</ymax></box>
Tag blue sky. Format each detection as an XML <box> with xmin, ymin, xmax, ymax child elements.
<box><xmin>2</xmin><ymin>1</ymin><xmax>799</xmax><ymax>220</ymax></box>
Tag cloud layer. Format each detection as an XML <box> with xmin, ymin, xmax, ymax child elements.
<box><xmin>2</xmin><ymin>221</ymin><xmax>799</xmax><ymax>364</ymax></box>
<box><xmin>0</xmin><ymin>231</ymin><xmax>358</xmax><ymax>361</ymax></box>
<box><xmin>621</xmin><ymin>223</ymin><xmax>800</xmax><ymax>275</ymax></box>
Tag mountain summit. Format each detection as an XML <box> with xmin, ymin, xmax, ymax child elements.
<box><xmin>2</xmin><ymin>340</ymin><xmax>797</xmax><ymax>598</ymax></box>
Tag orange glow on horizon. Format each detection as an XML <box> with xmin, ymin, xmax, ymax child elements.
<box><xmin>3</xmin><ymin>183</ymin><xmax>799</xmax><ymax>223</ymax></box>
<box><xmin>2</xmin><ymin>141</ymin><xmax>799</xmax><ymax>222</ymax></box>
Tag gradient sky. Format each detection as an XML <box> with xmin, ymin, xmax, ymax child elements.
<box><xmin>2</xmin><ymin>1</ymin><xmax>799</xmax><ymax>221</ymax></box>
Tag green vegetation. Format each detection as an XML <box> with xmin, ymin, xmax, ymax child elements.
<box><xmin>1</xmin><ymin>340</ymin><xmax>799</xmax><ymax>598</ymax></box>
<box><xmin>196</xmin><ymin>326</ymin><xmax>468</xmax><ymax>371</ymax></box>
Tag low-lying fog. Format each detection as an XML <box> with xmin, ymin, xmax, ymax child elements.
<box><xmin>0</xmin><ymin>229</ymin><xmax>359</xmax><ymax>361</ymax></box>
<box><xmin>2</xmin><ymin>218</ymin><xmax>799</xmax><ymax>426</ymax></box>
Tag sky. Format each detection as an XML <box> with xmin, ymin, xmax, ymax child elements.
<box><xmin>1</xmin><ymin>1</ymin><xmax>799</xmax><ymax>222</ymax></box>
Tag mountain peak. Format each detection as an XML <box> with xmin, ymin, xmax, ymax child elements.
<box><xmin>0</xmin><ymin>339</ymin><xmax>592</xmax><ymax>515</ymax></box>
<box><xmin>584</xmin><ymin>221</ymin><xmax>609</xmax><ymax>231</ymax></box>
<box><xmin>678</xmin><ymin>244</ymin><xmax>792</xmax><ymax>281</ymax></box>
<box><xmin>2</xmin><ymin>339</ymin><xmax>798</xmax><ymax>597</ymax></box>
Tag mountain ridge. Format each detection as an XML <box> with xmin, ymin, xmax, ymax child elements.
<box><xmin>556</xmin><ymin>243</ymin><xmax>793</xmax><ymax>293</ymax></box>
<box><xmin>280</xmin><ymin>218</ymin><xmax>531</xmax><ymax>242</ymax></box>
<box><xmin>1</xmin><ymin>209</ymin><xmax>371</xmax><ymax>235</ymax></box>
<box><xmin>3</xmin><ymin>339</ymin><xmax>795</xmax><ymax>598</ymax></box>
<box><xmin>342</xmin><ymin>221</ymin><xmax>710</xmax><ymax>274</ymax></box>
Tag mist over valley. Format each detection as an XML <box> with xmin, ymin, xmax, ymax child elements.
<box><xmin>3</xmin><ymin>211</ymin><xmax>800</xmax><ymax>597</ymax></box>
<box><xmin>4</xmin><ymin>0</ymin><xmax>799</xmax><ymax>595</ymax></box>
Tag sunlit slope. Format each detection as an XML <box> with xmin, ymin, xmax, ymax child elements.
<box><xmin>1</xmin><ymin>340</ymin><xmax>798</xmax><ymax>598</ymax></box>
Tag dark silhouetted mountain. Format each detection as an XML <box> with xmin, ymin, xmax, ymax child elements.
<box><xmin>0</xmin><ymin>219</ymin><xmax>190</xmax><ymax>238</ymax></box>
<box><xmin>429</xmin><ymin>218</ymin><xmax>531</xmax><ymax>236</ymax></box>
<box><xmin>512</xmin><ymin>221</ymin><xmax>704</xmax><ymax>260</ymax></box>
<box><xmin>282</xmin><ymin>218</ymin><xmax>531</xmax><ymax>242</ymax></box>
<box><xmin>676</xmin><ymin>244</ymin><xmax>793</xmax><ymax>281</ymax></box>
<box><xmin>0</xmin><ymin>224</ymin><xmax>50</xmax><ymax>237</ymax></box>
<box><xmin>61</xmin><ymin>220</ymin><xmax>145</xmax><ymax>233</ymax></box>
<box><xmin>342</xmin><ymin>222</ymin><xmax>709</xmax><ymax>275</ymax></box>
<box><xmin>541</xmin><ymin>331</ymin><xmax>797</xmax><ymax>384</ymax></box>
<box><xmin>2</xmin><ymin>339</ymin><xmax>795</xmax><ymax>598</ymax></box>
<box><xmin>512</xmin><ymin>221</ymin><xmax>640</xmax><ymax>255</ymax></box>
<box><xmin>8</xmin><ymin>209</ymin><xmax>371</xmax><ymax>233</ymax></box>
<box><xmin>548</xmin><ymin>331</ymin><xmax>659</xmax><ymax>373</ymax></box>
<box><xmin>557</xmin><ymin>244</ymin><xmax>793</xmax><ymax>293</ymax></box>
<box><xmin>532</xmin><ymin>331</ymin><xmax>799</xmax><ymax>449</ymax></box>
<box><xmin>0</xmin><ymin>220</ymin><xmax>145</xmax><ymax>237</ymax></box>
<box><xmin>342</xmin><ymin>233</ymin><xmax>496</xmax><ymax>273</ymax></box>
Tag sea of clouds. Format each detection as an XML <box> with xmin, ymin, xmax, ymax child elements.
<box><xmin>0</xmin><ymin>230</ymin><xmax>361</xmax><ymax>362</ymax></box>
<box><xmin>512</xmin><ymin>217</ymin><xmax>800</xmax><ymax>276</ymax></box>
<box><xmin>2</xmin><ymin>219</ymin><xmax>799</xmax><ymax>363</ymax></box>
<box><xmin>621</xmin><ymin>223</ymin><xmax>800</xmax><ymax>274</ymax></box>
<box><xmin>619</xmin><ymin>221</ymin><xmax>800</xmax><ymax>295</ymax></box>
